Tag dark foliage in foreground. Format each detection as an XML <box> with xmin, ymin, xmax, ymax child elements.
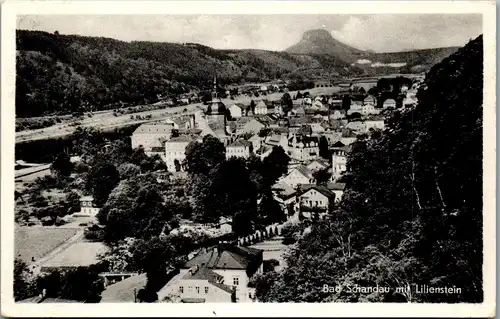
<box><xmin>256</xmin><ymin>35</ymin><xmax>483</xmax><ymax>303</ymax></box>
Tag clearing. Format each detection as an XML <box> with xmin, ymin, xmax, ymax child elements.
<box><xmin>15</xmin><ymin>227</ymin><xmax>78</xmax><ymax>263</ymax></box>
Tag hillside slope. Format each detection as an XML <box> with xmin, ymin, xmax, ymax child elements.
<box><xmin>258</xmin><ymin>34</ymin><xmax>483</xmax><ymax>303</ymax></box>
<box><xmin>16</xmin><ymin>30</ymin><xmax>361</xmax><ymax>117</ymax></box>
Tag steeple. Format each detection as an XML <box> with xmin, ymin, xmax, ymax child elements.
<box><xmin>213</xmin><ymin>75</ymin><xmax>218</xmax><ymax>99</ymax></box>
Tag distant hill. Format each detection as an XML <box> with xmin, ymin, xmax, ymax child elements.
<box><xmin>16</xmin><ymin>29</ymin><xmax>459</xmax><ymax>117</ymax></box>
<box><xmin>16</xmin><ymin>30</ymin><xmax>363</xmax><ymax>117</ymax></box>
<box><xmin>286</xmin><ymin>29</ymin><xmax>364</xmax><ymax>62</ymax></box>
<box><xmin>286</xmin><ymin>29</ymin><xmax>460</xmax><ymax>74</ymax></box>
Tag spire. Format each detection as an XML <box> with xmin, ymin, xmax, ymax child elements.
<box><xmin>213</xmin><ymin>74</ymin><xmax>218</xmax><ymax>99</ymax></box>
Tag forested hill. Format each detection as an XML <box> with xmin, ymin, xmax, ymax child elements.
<box><xmin>256</xmin><ymin>35</ymin><xmax>483</xmax><ymax>303</ymax></box>
<box><xmin>16</xmin><ymin>30</ymin><xmax>361</xmax><ymax>117</ymax></box>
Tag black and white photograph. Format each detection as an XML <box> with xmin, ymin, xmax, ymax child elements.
<box><xmin>1</xmin><ymin>1</ymin><xmax>495</xmax><ymax>317</ymax></box>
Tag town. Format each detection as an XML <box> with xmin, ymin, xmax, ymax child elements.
<box><xmin>11</xmin><ymin>14</ymin><xmax>484</xmax><ymax>307</ymax></box>
<box><xmin>15</xmin><ymin>73</ymin><xmax>423</xmax><ymax>303</ymax></box>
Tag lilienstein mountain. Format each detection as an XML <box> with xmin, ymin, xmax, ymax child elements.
<box><xmin>16</xmin><ymin>29</ymin><xmax>459</xmax><ymax>117</ymax></box>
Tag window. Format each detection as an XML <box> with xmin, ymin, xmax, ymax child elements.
<box><xmin>179</xmin><ymin>286</ymin><xmax>184</xmax><ymax>293</ymax></box>
<box><xmin>205</xmin><ymin>287</ymin><xmax>209</xmax><ymax>294</ymax></box>
<box><xmin>196</xmin><ymin>286</ymin><xmax>200</xmax><ymax>294</ymax></box>
<box><xmin>233</xmin><ymin>277</ymin><xmax>239</xmax><ymax>286</ymax></box>
<box><xmin>188</xmin><ymin>286</ymin><xmax>193</xmax><ymax>292</ymax></box>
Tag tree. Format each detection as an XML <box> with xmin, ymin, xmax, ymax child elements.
<box><xmin>280</xmin><ymin>93</ymin><xmax>293</xmax><ymax>115</ymax></box>
<box><xmin>257</xmin><ymin>192</ymin><xmax>286</xmax><ymax>226</ymax></box>
<box><xmin>312</xmin><ymin>169</ymin><xmax>331</xmax><ymax>186</ymax></box>
<box><xmin>257</xmin><ymin>35</ymin><xmax>484</xmax><ymax>303</ymax></box>
<box><xmin>14</xmin><ymin>259</ymin><xmax>36</xmax><ymax>301</ymax></box>
<box><xmin>262</xmin><ymin>146</ymin><xmax>290</xmax><ymax>186</ymax></box>
<box><xmin>130</xmin><ymin>236</ymin><xmax>178</xmax><ymax>293</ymax></box>
<box><xmin>51</xmin><ymin>152</ymin><xmax>73</xmax><ymax>177</ymax></box>
<box><xmin>318</xmin><ymin>136</ymin><xmax>329</xmax><ymax>159</ymax></box>
<box><xmin>341</xmin><ymin>95</ymin><xmax>351</xmax><ymax>111</ymax></box>
<box><xmin>86</xmin><ymin>161</ymin><xmax>120</xmax><ymax>207</ymax></box>
<box><xmin>117</xmin><ymin>163</ymin><xmax>141</xmax><ymax>180</ymax></box>
<box><xmin>36</xmin><ymin>265</ymin><xmax>105</xmax><ymax>303</ymax></box>
<box><xmin>184</xmin><ymin>135</ymin><xmax>225</xmax><ymax>175</ymax></box>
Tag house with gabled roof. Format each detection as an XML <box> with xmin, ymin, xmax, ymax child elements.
<box><xmin>327</xmin><ymin>182</ymin><xmax>346</xmax><ymax>202</ymax></box>
<box><xmin>241</xmin><ymin>118</ymin><xmax>267</xmax><ymax>134</ymax></box>
<box><xmin>226</xmin><ymin>139</ymin><xmax>253</xmax><ymax>159</ymax></box>
<box><xmin>254</xmin><ymin>100</ymin><xmax>275</xmax><ymax>115</ymax></box>
<box><xmin>158</xmin><ymin>244</ymin><xmax>263</xmax><ymax>303</ymax></box>
<box><xmin>307</xmin><ymin>158</ymin><xmax>330</xmax><ymax>172</ymax></box>
<box><xmin>280</xmin><ymin>164</ymin><xmax>314</xmax><ymax>188</ymax></box>
<box><xmin>228</xmin><ymin>103</ymin><xmax>247</xmax><ymax>118</ymax></box>
<box><xmin>296</xmin><ymin>185</ymin><xmax>336</xmax><ymax>218</ymax></box>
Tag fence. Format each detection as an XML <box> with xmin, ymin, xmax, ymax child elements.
<box><xmin>237</xmin><ymin>222</ymin><xmax>287</xmax><ymax>246</ymax></box>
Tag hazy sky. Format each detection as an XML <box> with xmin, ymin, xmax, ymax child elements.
<box><xmin>17</xmin><ymin>14</ymin><xmax>482</xmax><ymax>52</ymax></box>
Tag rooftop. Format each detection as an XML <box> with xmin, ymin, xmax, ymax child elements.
<box><xmin>298</xmin><ymin>184</ymin><xmax>336</xmax><ymax>199</ymax></box>
<box><xmin>100</xmin><ymin>274</ymin><xmax>148</xmax><ymax>303</ymax></box>
<box><xmin>133</xmin><ymin>123</ymin><xmax>174</xmax><ymax>134</ymax></box>
<box><xmin>184</xmin><ymin>244</ymin><xmax>263</xmax><ymax>277</ymax></box>
<box><xmin>227</xmin><ymin>139</ymin><xmax>252</xmax><ymax>148</ymax></box>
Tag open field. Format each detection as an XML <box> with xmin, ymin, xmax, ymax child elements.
<box><xmin>15</xmin><ymin>227</ymin><xmax>78</xmax><ymax>263</ymax></box>
<box><xmin>41</xmin><ymin>241</ymin><xmax>108</xmax><ymax>269</ymax></box>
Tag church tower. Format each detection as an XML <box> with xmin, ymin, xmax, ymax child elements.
<box><xmin>205</xmin><ymin>74</ymin><xmax>229</xmax><ymax>143</ymax></box>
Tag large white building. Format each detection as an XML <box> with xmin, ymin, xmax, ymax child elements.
<box><xmin>157</xmin><ymin>244</ymin><xmax>263</xmax><ymax>303</ymax></box>
<box><xmin>226</xmin><ymin>139</ymin><xmax>253</xmax><ymax>159</ymax></box>
<box><xmin>164</xmin><ymin>135</ymin><xmax>197</xmax><ymax>172</ymax></box>
<box><xmin>131</xmin><ymin>123</ymin><xmax>174</xmax><ymax>154</ymax></box>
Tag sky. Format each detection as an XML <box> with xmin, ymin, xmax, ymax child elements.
<box><xmin>17</xmin><ymin>14</ymin><xmax>482</xmax><ymax>52</ymax></box>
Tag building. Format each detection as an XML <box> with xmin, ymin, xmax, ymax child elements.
<box><xmin>330</xmin><ymin>110</ymin><xmax>346</xmax><ymax>120</ymax></box>
<box><xmin>307</xmin><ymin>158</ymin><xmax>330</xmax><ymax>172</ymax></box>
<box><xmin>79</xmin><ymin>196</ymin><xmax>100</xmax><ymax>217</ymax></box>
<box><xmin>363</xmin><ymin>95</ymin><xmax>377</xmax><ymax>106</ymax></box>
<box><xmin>158</xmin><ymin>244</ymin><xmax>263</xmax><ymax>303</ymax></box>
<box><xmin>383</xmin><ymin>98</ymin><xmax>396</xmax><ymax>109</ymax></box>
<box><xmin>265</xmin><ymin>133</ymin><xmax>288</xmax><ymax>149</ymax></box>
<box><xmin>254</xmin><ymin>100</ymin><xmax>275</xmax><ymax>115</ymax></box>
<box><xmin>327</xmin><ymin>182</ymin><xmax>346</xmax><ymax>202</ymax></box>
<box><xmin>165</xmin><ymin>135</ymin><xmax>195</xmax><ymax>172</ymax></box>
<box><xmin>347</xmin><ymin>103</ymin><xmax>363</xmax><ymax>116</ymax></box>
<box><xmin>280</xmin><ymin>165</ymin><xmax>314</xmax><ymax>188</ymax></box>
<box><xmin>287</xmin><ymin>134</ymin><xmax>319</xmax><ymax>162</ymax></box>
<box><xmin>331</xmin><ymin>142</ymin><xmax>350</xmax><ymax>180</ymax></box>
<box><xmin>297</xmin><ymin>185</ymin><xmax>336</xmax><ymax>218</ymax></box>
<box><xmin>228</xmin><ymin>103</ymin><xmax>246</xmax><ymax>118</ymax></box>
<box><xmin>365</xmin><ymin>118</ymin><xmax>385</xmax><ymax>132</ymax></box>
<box><xmin>131</xmin><ymin>123</ymin><xmax>174</xmax><ymax>153</ymax></box>
<box><xmin>205</xmin><ymin>75</ymin><xmax>228</xmax><ymax>137</ymax></box>
<box><xmin>346</xmin><ymin>120</ymin><xmax>366</xmax><ymax>133</ymax></box>
<box><xmin>165</xmin><ymin>115</ymin><xmax>196</xmax><ymax>130</ymax></box>
<box><xmin>241</xmin><ymin>118</ymin><xmax>267</xmax><ymax>134</ymax></box>
<box><xmin>226</xmin><ymin>139</ymin><xmax>253</xmax><ymax>159</ymax></box>
<box><xmin>361</xmin><ymin>103</ymin><xmax>381</xmax><ymax>116</ymax></box>
<box><xmin>248</xmin><ymin>134</ymin><xmax>262</xmax><ymax>151</ymax></box>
